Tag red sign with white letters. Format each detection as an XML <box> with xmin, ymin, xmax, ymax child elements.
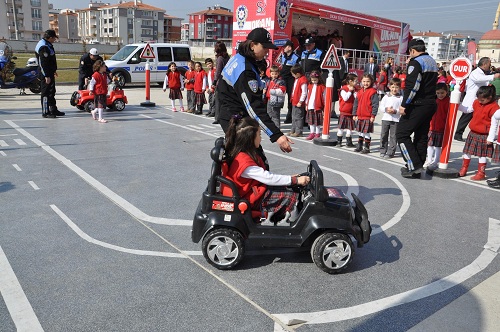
<box><xmin>449</xmin><ymin>57</ymin><xmax>472</xmax><ymax>81</ymax></box>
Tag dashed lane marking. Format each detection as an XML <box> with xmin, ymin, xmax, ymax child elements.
<box><xmin>12</xmin><ymin>164</ymin><xmax>22</xmax><ymax>171</ymax></box>
<box><xmin>28</xmin><ymin>181</ymin><xmax>40</xmax><ymax>190</ymax></box>
<box><xmin>0</xmin><ymin>140</ymin><xmax>7</xmax><ymax>147</ymax></box>
<box><xmin>13</xmin><ymin>139</ymin><xmax>26</xmax><ymax>146</ymax></box>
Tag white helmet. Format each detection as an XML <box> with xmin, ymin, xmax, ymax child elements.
<box><xmin>26</xmin><ymin>57</ymin><xmax>38</xmax><ymax>67</ymax></box>
<box><xmin>89</xmin><ymin>48</ymin><xmax>99</xmax><ymax>56</ymax></box>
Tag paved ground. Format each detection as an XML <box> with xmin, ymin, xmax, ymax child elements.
<box><xmin>1</xmin><ymin>85</ymin><xmax>499</xmax><ymax>332</ymax></box>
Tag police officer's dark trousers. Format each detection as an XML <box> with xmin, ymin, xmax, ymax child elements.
<box><xmin>41</xmin><ymin>75</ymin><xmax>56</xmax><ymax>114</ymax></box>
<box><xmin>396</xmin><ymin>103</ymin><xmax>437</xmax><ymax>171</ymax></box>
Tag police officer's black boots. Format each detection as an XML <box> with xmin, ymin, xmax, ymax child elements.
<box><xmin>336</xmin><ymin>135</ymin><xmax>342</xmax><ymax>147</ymax></box>
<box><xmin>360</xmin><ymin>138</ymin><xmax>371</xmax><ymax>154</ymax></box>
<box><xmin>50</xmin><ymin>106</ymin><xmax>65</xmax><ymax>116</ymax></box>
<box><xmin>354</xmin><ymin>137</ymin><xmax>364</xmax><ymax>152</ymax></box>
<box><xmin>487</xmin><ymin>172</ymin><xmax>500</xmax><ymax>189</ymax></box>
<box><xmin>345</xmin><ymin>136</ymin><xmax>355</xmax><ymax>148</ymax></box>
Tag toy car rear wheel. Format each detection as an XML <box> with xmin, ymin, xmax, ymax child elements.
<box><xmin>202</xmin><ymin>228</ymin><xmax>245</xmax><ymax>270</ymax></box>
<box><xmin>312</xmin><ymin>233</ymin><xmax>354</xmax><ymax>274</ymax></box>
<box><xmin>83</xmin><ymin>100</ymin><xmax>94</xmax><ymax>113</ymax></box>
<box><xmin>113</xmin><ymin>99</ymin><xmax>125</xmax><ymax>111</ymax></box>
<box><xmin>113</xmin><ymin>72</ymin><xmax>126</xmax><ymax>87</ymax></box>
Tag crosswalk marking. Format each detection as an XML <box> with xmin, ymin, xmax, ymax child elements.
<box><xmin>0</xmin><ymin>140</ymin><xmax>7</xmax><ymax>147</ymax></box>
<box><xmin>0</xmin><ymin>151</ymin><xmax>6</xmax><ymax>156</ymax></box>
<box><xmin>14</xmin><ymin>139</ymin><xmax>26</xmax><ymax>146</ymax></box>
<box><xmin>12</xmin><ymin>164</ymin><xmax>22</xmax><ymax>171</ymax></box>
<box><xmin>186</xmin><ymin>125</ymin><xmax>205</xmax><ymax>130</ymax></box>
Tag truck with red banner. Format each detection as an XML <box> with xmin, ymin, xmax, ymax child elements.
<box><xmin>232</xmin><ymin>0</ymin><xmax>411</xmax><ymax>71</ymax></box>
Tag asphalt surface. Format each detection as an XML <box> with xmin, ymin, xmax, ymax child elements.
<box><xmin>1</xmin><ymin>85</ymin><xmax>499</xmax><ymax>332</ymax></box>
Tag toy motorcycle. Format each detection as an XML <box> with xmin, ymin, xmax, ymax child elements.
<box><xmin>192</xmin><ymin>138</ymin><xmax>371</xmax><ymax>274</ymax></box>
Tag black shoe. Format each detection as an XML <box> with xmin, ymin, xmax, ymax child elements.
<box><xmin>53</xmin><ymin>110</ymin><xmax>65</xmax><ymax>116</ymax></box>
<box><xmin>194</xmin><ymin>111</ymin><xmax>203</xmax><ymax>115</ymax></box>
<box><xmin>212</xmin><ymin>120</ymin><xmax>219</xmax><ymax>124</ymax></box>
<box><xmin>401</xmin><ymin>167</ymin><xmax>424</xmax><ymax>178</ymax></box>
<box><xmin>42</xmin><ymin>113</ymin><xmax>56</xmax><ymax>118</ymax></box>
<box><xmin>454</xmin><ymin>135</ymin><xmax>465</xmax><ymax>142</ymax></box>
<box><xmin>487</xmin><ymin>179</ymin><xmax>500</xmax><ymax>189</ymax></box>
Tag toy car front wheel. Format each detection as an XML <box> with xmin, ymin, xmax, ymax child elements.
<box><xmin>312</xmin><ymin>233</ymin><xmax>354</xmax><ymax>274</ymax></box>
<box><xmin>113</xmin><ymin>72</ymin><xmax>126</xmax><ymax>87</ymax></box>
<box><xmin>83</xmin><ymin>100</ymin><xmax>94</xmax><ymax>113</ymax></box>
<box><xmin>113</xmin><ymin>99</ymin><xmax>125</xmax><ymax>111</ymax></box>
<box><xmin>202</xmin><ymin>228</ymin><xmax>245</xmax><ymax>270</ymax></box>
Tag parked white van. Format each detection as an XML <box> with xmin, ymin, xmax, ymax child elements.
<box><xmin>105</xmin><ymin>43</ymin><xmax>192</xmax><ymax>87</ymax></box>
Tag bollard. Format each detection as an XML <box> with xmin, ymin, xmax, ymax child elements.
<box><xmin>314</xmin><ymin>70</ymin><xmax>337</xmax><ymax>146</ymax></box>
<box><xmin>140</xmin><ymin>59</ymin><xmax>156</xmax><ymax>107</ymax></box>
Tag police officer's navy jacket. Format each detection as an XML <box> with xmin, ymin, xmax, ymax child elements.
<box><xmin>218</xmin><ymin>53</ymin><xmax>283</xmax><ymax>143</ymax></box>
<box><xmin>279</xmin><ymin>52</ymin><xmax>299</xmax><ymax>80</ymax></box>
<box><xmin>402</xmin><ymin>53</ymin><xmax>438</xmax><ymax>108</ymax></box>
<box><xmin>79</xmin><ymin>52</ymin><xmax>105</xmax><ymax>78</ymax></box>
<box><xmin>35</xmin><ymin>38</ymin><xmax>57</xmax><ymax>77</ymax></box>
<box><xmin>300</xmin><ymin>48</ymin><xmax>323</xmax><ymax>74</ymax></box>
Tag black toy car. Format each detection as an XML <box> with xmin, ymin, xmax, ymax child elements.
<box><xmin>191</xmin><ymin>138</ymin><xmax>371</xmax><ymax>274</ymax></box>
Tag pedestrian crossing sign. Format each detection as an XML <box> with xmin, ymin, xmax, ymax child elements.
<box><xmin>140</xmin><ymin>43</ymin><xmax>156</xmax><ymax>59</ymax></box>
<box><xmin>321</xmin><ymin>44</ymin><xmax>341</xmax><ymax>70</ymax></box>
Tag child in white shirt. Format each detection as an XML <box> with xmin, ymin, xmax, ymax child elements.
<box><xmin>379</xmin><ymin>78</ymin><xmax>403</xmax><ymax>158</ymax></box>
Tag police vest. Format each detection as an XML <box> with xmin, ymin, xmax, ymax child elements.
<box><xmin>222</xmin><ymin>53</ymin><xmax>265</xmax><ymax>91</ymax></box>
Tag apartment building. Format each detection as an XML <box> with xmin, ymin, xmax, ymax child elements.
<box><xmin>0</xmin><ymin>0</ymin><xmax>50</xmax><ymax>41</ymax></box>
<box><xmin>162</xmin><ymin>14</ymin><xmax>182</xmax><ymax>42</ymax></box>
<box><xmin>412</xmin><ymin>31</ymin><xmax>470</xmax><ymax>61</ymax></box>
<box><xmin>49</xmin><ymin>8</ymin><xmax>79</xmax><ymax>43</ymax></box>
<box><xmin>76</xmin><ymin>1</ymin><xmax>108</xmax><ymax>44</ymax></box>
<box><xmin>188</xmin><ymin>5</ymin><xmax>232</xmax><ymax>44</ymax></box>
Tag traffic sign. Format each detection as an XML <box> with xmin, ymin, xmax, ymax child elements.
<box><xmin>140</xmin><ymin>43</ymin><xmax>156</xmax><ymax>59</ymax></box>
<box><xmin>449</xmin><ymin>57</ymin><xmax>472</xmax><ymax>81</ymax></box>
<box><xmin>320</xmin><ymin>44</ymin><xmax>341</xmax><ymax>70</ymax></box>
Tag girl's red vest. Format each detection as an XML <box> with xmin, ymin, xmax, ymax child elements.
<box><xmin>291</xmin><ymin>75</ymin><xmax>308</xmax><ymax>105</ymax></box>
<box><xmin>469</xmin><ymin>100</ymin><xmax>500</xmax><ymax>134</ymax></box>
<box><xmin>194</xmin><ymin>70</ymin><xmax>207</xmax><ymax>93</ymax></box>
<box><xmin>306</xmin><ymin>84</ymin><xmax>326</xmax><ymax>111</ymax></box>
<box><xmin>184</xmin><ymin>69</ymin><xmax>196</xmax><ymax>90</ymax></box>
<box><xmin>166</xmin><ymin>71</ymin><xmax>181</xmax><ymax>89</ymax></box>
<box><xmin>91</xmin><ymin>72</ymin><xmax>108</xmax><ymax>95</ymax></box>
<box><xmin>222</xmin><ymin>152</ymin><xmax>267</xmax><ymax>207</ymax></box>
<box><xmin>430</xmin><ymin>96</ymin><xmax>450</xmax><ymax>132</ymax></box>
<box><xmin>355</xmin><ymin>87</ymin><xmax>377</xmax><ymax>119</ymax></box>
<box><xmin>338</xmin><ymin>85</ymin><xmax>355</xmax><ymax>116</ymax></box>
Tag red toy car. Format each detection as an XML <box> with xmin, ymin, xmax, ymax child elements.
<box><xmin>70</xmin><ymin>82</ymin><xmax>128</xmax><ymax>112</ymax></box>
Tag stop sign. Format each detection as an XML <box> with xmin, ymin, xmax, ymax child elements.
<box><xmin>449</xmin><ymin>57</ymin><xmax>472</xmax><ymax>81</ymax></box>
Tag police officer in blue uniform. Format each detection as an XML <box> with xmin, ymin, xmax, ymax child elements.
<box><xmin>218</xmin><ymin>28</ymin><xmax>292</xmax><ymax>153</ymax></box>
<box><xmin>280</xmin><ymin>40</ymin><xmax>299</xmax><ymax>124</ymax></box>
<box><xmin>300</xmin><ymin>37</ymin><xmax>324</xmax><ymax>77</ymax></box>
<box><xmin>35</xmin><ymin>30</ymin><xmax>64</xmax><ymax>118</ymax></box>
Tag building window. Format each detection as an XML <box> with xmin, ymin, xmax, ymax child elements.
<box><xmin>32</xmin><ymin>33</ymin><xmax>41</xmax><ymax>40</ymax></box>
<box><xmin>32</xmin><ymin>21</ymin><xmax>43</xmax><ymax>31</ymax></box>
<box><xmin>109</xmin><ymin>18</ymin><xmax>113</xmax><ymax>24</ymax></box>
<box><xmin>31</xmin><ymin>8</ymin><xmax>42</xmax><ymax>19</ymax></box>
<box><xmin>104</xmin><ymin>19</ymin><xmax>107</xmax><ymax>23</ymax></box>
<box><xmin>109</xmin><ymin>28</ymin><xmax>113</xmax><ymax>33</ymax></box>
<box><xmin>30</xmin><ymin>0</ymin><xmax>41</xmax><ymax>6</ymax></box>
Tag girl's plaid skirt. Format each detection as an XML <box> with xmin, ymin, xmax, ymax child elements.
<box><xmin>306</xmin><ymin>109</ymin><xmax>323</xmax><ymax>126</ymax></box>
<box><xmin>169</xmin><ymin>88</ymin><xmax>183</xmax><ymax>100</ymax></box>
<box><xmin>428</xmin><ymin>130</ymin><xmax>444</xmax><ymax>147</ymax></box>
<box><xmin>339</xmin><ymin>114</ymin><xmax>355</xmax><ymax>130</ymax></box>
<box><xmin>261</xmin><ymin>186</ymin><xmax>299</xmax><ymax>219</ymax></box>
<box><xmin>463</xmin><ymin>131</ymin><xmax>494</xmax><ymax>158</ymax></box>
<box><xmin>94</xmin><ymin>94</ymin><xmax>107</xmax><ymax>108</ymax></box>
<box><xmin>356</xmin><ymin>119</ymin><xmax>374</xmax><ymax>133</ymax></box>
<box><xmin>492</xmin><ymin>144</ymin><xmax>500</xmax><ymax>163</ymax></box>
<box><xmin>195</xmin><ymin>92</ymin><xmax>206</xmax><ymax>105</ymax></box>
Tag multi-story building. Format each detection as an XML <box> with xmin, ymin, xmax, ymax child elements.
<box><xmin>412</xmin><ymin>31</ymin><xmax>470</xmax><ymax>61</ymax></box>
<box><xmin>49</xmin><ymin>8</ymin><xmax>79</xmax><ymax>43</ymax></box>
<box><xmin>188</xmin><ymin>5</ymin><xmax>232</xmax><ymax>45</ymax></box>
<box><xmin>76</xmin><ymin>1</ymin><xmax>108</xmax><ymax>44</ymax></box>
<box><xmin>0</xmin><ymin>0</ymin><xmax>50</xmax><ymax>41</ymax></box>
<box><xmin>180</xmin><ymin>22</ymin><xmax>189</xmax><ymax>43</ymax></box>
<box><xmin>163</xmin><ymin>14</ymin><xmax>182</xmax><ymax>42</ymax></box>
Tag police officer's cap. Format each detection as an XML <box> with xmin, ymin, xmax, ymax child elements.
<box><xmin>247</xmin><ymin>28</ymin><xmax>278</xmax><ymax>50</ymax></box>
<box><xmin>304</xmin><ymin>37</ymin><xmax>315</xmax><ymax>45</ymax></box>
<box><xmin>44</xmin><ymin>29</ymin><xmax>58</xmax><ymax>39</ymax></box>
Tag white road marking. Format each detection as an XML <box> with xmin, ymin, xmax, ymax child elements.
<box><xmin>0</xmin><ymin>134</ymin><xmax>17</xmax><ymax>137</ymax></box>
<box><xmin>12</xmin><ymin>164</ymin><xmax>22</xmax><ymax>171</ymax></box>
<box><xmin>186</xmin><ymin>125</ymin><xmax>205</xmax><ymax>130</ymax></box>
<box><xmin>50</xmin><ymin>205</ymin><xmax>186</xmax><ymax>258</ymax></box>
<box><xmin>14</xmin><ymin>139</ymin><xmax>26</xmax><ymax>146</ymax></box>
<box><xmin>0</xmin><ymin>140</ymin><xmax>8</xmax><ymax>147</ymax></box>
<box><xmin>273</xmin><ymin>218</ymin><xmax>500</xmax><ymax>326</ymax></box>
<box><xmin>369</xmin><ymin>168</ymin><xmax>410</xmax><ymax>235</ymax></box>
<box><xmin>199</xmin><ymin>124</ymin><xmax>218</xmax><ymax>129</ymax></box>
<box><xmin>0</xmin><ymin>245</ymin><xmax>44</xmax><ymax>332</ymax></box>
<box><xmin>323</xmin><ymin>154</ymin><xmax>342</xmax><ymax>161</ymax></box>
<box><xmin>0</xmin><ymin>151</ymin><xmax>6</xmax><ymax>156</ymax></box>
<box><xmin>28</xmin><ymin>181</ymin><xmax>40</xmax><ymax>190</ymax></box>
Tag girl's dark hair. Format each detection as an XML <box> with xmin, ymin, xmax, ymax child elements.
<box><xmin>237</xmin><ymin>40</ymin><xmax>256</xmax><ymax>59</ymax></box>
<box><xmin>309</xmin><ymin>70</ymin><xmax>325</xmax><ymax>85</ymax></box>
<box><xmin>341</xmin><ymin>73</ymin><xmax>357</xmax><ymax>86</ymax></box>
<box><xmin>290</xmin><ymin>64</ymin><xmax>304</xmax><ymax>75</ymax></box>
<box><xmin>436</xmin><ymin>83</ymin><xmax>448</xmax><ymax>92</ymax></box>
<box><xmin>477</xmin><ymin>85</ymin><xmax>496</xmax><ymax>100</ymax></box>
<box><xmin>93</xmin><ymin>59</ymin><xmax>104</xmax><ymax>72</ymax></box>
<box><xmin>225</xmin><ymin>116</ymin><xmax>260</xmax><ymax>164</ymax></box>
<box><xmin>362</xmin><ymin>74</ymin><xmax>375</xmax><ymax>84</ymax></box>
<box><xmin>194</xmin><ymin>61</ymin><xmax>204</xmax><ymax>70</ymax></box>
<box><xmin>166</xmin><ymin>61</ymin><xmax>177</xmax><ymax>73</ymax></box>
<box><xmin>214</xmin><ymin>41</ymin><xmax>228</xmax><ymax>57</ymax></box>
<box><xmin>204</xmin><ymin>58</ymin><xmax>213</xmax><ymax>64</ymax></box>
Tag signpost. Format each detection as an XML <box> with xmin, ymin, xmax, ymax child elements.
<box><xmin>140</xmin><ymin>43</ymin><xmax>156</xmax><ymax>107</ymax></box>
<box><xmin>432</xmin><ymin>57</ymin><xmax>472</xmax><ymax>178</ymax></box>
<box><xmin>314</xmin><ymin>44</ymin><xmax>341</xmax><ymax>146</ymax></box>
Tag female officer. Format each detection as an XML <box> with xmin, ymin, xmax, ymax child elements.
<box><xmin>217</xmin><ymin>27</ymin><xmax>293</xmax><ymax>153</ymax></box>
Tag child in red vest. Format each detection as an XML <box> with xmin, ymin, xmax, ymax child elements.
<box><xmin>205</xmin><ymin>58</ymin><xmax>216</xmax><ymax>117</ymax></box>
<box><xmin>289</xmin><ymin>65</ymin><xmax>308</xmax><ymax>137</ymax></box>
<box><xmin>487</xmin><ymin>107</ymin><xmax>500</xmax><ymax>188</ymax></box>
<box><xmin>222</xmin><ymin>116</ymin><xmax>310</xmax><ymax>224</ymax></box>
<box><xmin>305</xmin><ymin>70</ymin><xmax>326</xmax><ymax>140</ymax></box>
<box><xmin>353</xmin><ymin>74</ymin><xmax>379</xmax><ymax>153</ymax></box>
<box><xmin>184</xmin><ymin>60</ymin><xmax>196</xmax><ymax>113</ymax></box>
<box><xmin>459</xmin><ymin>85</ymin><xmax>499</xmax><ymax>180</ymax></box>
<box><xmin>337</xmin><ymin>73</ymin><xmax>358</xmax><ymax>147</ymax></box>
<box><xmin>162</xmin><ymin>62</ymin><xmax>184</xmax><ymax>112</ymax></box>
<box><xmin>193</xmin><ymin>61</ymin><xmax>207</xmax><ymax>115</ymax></box>
<box><xmin>266</xmin><ymin>65</ymin><xmax>286</xmax><ymax>129</ymax></box>
<box><xmin>88</xmin><ymin>60</ymin><xmax>108</xmax><ymax>123</ymax></box>
<box><xmin>425</xmin><ymin>83</ymin><xmax>450</xmax><ymax>170</ymax></box>
<box><xmin>376</xmin><ymin>67</ymin><xmax>388</xmax><ymax>101</ymax></box>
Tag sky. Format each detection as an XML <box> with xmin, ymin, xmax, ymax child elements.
<box><xmin>51</xmin><ymin>0</ymin><xmax>499</xmax><ymax>34</ymax></box>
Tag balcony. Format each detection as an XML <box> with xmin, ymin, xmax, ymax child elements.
<box><xmin>6</xmin><ymin>0</ymin><xmax>23</xmax><ymax>7</ymax></box>
<box><xmin>206</xmin><ymin>18</ymin><xmax>214</xmax><ymax>23</ymax></box>
<box><xmin>206</xmin><ymin>26</ymin><xmax>214</xmax><ymax>31</ymax></box>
